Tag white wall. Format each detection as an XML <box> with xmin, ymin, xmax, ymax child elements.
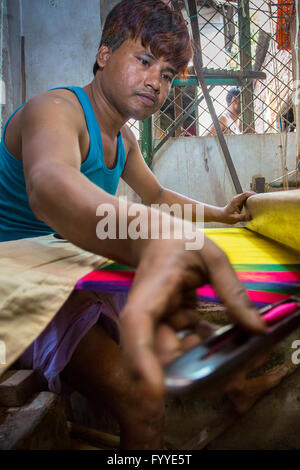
<box><xmin>117</xmin><ymin>133</ymin><xmax>297</xmax><ymax>209</ymax></box>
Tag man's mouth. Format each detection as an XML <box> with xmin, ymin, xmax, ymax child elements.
<box><xmin>136</xmin><ymin>93</ymin><xmax>157</xmax><ymax>106</ymax></box>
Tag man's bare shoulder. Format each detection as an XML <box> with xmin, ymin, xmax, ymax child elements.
<box><xmin>4</xmin><ymin>89</ymin><xmax>84</xmax><ymax>161</ymax></box>
<box><xmin>20</xmin><ymin>89</ymin><xmax>85</xmax><ymax>132</ymax></box>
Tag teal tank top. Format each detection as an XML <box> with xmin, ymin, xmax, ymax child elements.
<box><xmin>0</xmin><ymin>86</ymin><xmax>126</xmax><ymax>242</ymax></box>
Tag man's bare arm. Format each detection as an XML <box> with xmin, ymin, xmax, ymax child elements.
<box><xmin>21</xmin><ymin>94</ymin><xmax>151</xmax><ymax>266</ymax></box>
<box><xmin>121</xmin><ymin>126</ymin><xmax>252</xmax><ymax>224</ymax></box>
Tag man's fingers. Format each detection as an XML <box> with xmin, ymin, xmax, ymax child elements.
<box><xmin>219</xmin><ymin>280</ymin><xmax>265</xmax><ymax>333</ymax></box>
<box><xmin>154</xmin><ymin>324</ymin><xmax>182</xmax><ymax>366</ymax></box>
<box><xmin>181</xmin><ymin>333</ymin><xmax>201</xmax><ymax>351</ymax></box>
<box><xmin>202</xmin><ymin>240</ymin><xmax>266</xmax><ymax>334</ymax></box>
<box><xmin>167</xmin><ymin>309</ymin><xmax>200</xmax><ymax>331</ymax></box>
<box><xmin>236</xmin><ymin>191</ymin><xmax>256</xmax><ymax>202</ymax></box>
<box><xmin>154</xmin><ymin>324</ymin><xmax>202</xmax><ymax>365</ymax></box>
<box><xmin>231</xmin><ymin>212</ymin><xmax>251</xmax><ymax>222</ymax></box>
<box><xmin>216</xmin><ymin>276</ymin><xmax>266</xmax><ymax>333</ymax></box>
<box><xmin>233</xmin><ymin>191</ymin><xmax>256</xmax><ymax>210</ymax></box>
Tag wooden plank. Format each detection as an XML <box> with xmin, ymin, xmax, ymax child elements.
<box><xmin>0</xmin><ymin>370</ymin><xmax>39</xmax><ymax>407</ymax></box>
<box><xmin>0</xmin><ymin>392</ymin><xmax>70</xmax><ymax>450</ymax></box>
<box><xmin>67</xmin><ymin>421</ymin><xmax>120</xmax><ymax>449</ymax></box>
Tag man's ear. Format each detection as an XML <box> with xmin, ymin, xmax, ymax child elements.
<box><xmin>96</xmin><ymin>44</ymin><xmax>113</xmax><ymax>70</ymax></box>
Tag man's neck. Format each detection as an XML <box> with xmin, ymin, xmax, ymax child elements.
<box><xmin>83</xmin><ymin>79</ymin><xmax>127</xmax><ymax>139</ymax></box>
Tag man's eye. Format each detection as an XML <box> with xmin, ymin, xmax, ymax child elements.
<box><xmin>139</xmin><ymin>58</ymin><xmax>149</xmax><ymax>66</ymax></box>
<box><xmin>162</xmin><ymin>74</ymin><xmax>173</xmax><ymax>83</ymax></box>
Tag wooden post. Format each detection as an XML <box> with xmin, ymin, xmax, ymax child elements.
<box><xmin>238</xmin><ymin>0</ymin><xmax>255</xmax><ymax>133</ymax></box>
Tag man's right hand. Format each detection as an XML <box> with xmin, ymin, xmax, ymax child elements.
<box><xmin>119</xmin><ymin>233</ymin><xmax>266</xmax><ymax>399</ymax></box>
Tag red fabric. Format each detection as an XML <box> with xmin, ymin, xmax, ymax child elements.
<box><xmin>276</xmin><ymin>0</ymin><xmax>294</xmax><ymax>50</ymax></box>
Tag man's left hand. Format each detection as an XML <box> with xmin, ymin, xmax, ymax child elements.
<box><xmin>219</xmin><ymin>191</ymin><xmax>255</xmax><ymax>225</ymax></box>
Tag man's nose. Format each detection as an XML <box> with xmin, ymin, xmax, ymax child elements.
<box><xmin>145</xmin><ymin>68</ymin><xmax>161</xmax><ymax>93</ymax></box>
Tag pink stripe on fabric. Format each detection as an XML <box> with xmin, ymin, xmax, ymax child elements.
<box><xmin>79</xmin><ymin>270</ymin><xmax>135</xmax><ymax>282</ymax></box>
<box><xmin>237</xmin><ymin>271</ymin><xmax>300</xmax><ymax>282</ymax></box>
<box><xmin>197</xmin><ymin>285</ymin><xmax>289</xmax><ymax>304</ymax></box>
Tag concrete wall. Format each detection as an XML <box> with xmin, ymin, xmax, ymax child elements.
<box><xmin>117</xmin><ymin>133</ymin><xmax>297</xmax><ymax>210</ymax></box>
<box><xmin>22</xmin><ymin>0</ymin><xmax>101</xmax><ymax>99</ymax></box>
<box><xmin>3</xmin><ymin>0</ymin><xmax>101</xmax><ymax>112</ymax></box>
<box><xmin>2</xmin><ymin>0</ymin><xmax>21</xmax><ymax>129</ymax></box>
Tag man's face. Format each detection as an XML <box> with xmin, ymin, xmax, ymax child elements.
<box><xmin>230</xmin><ymin>95</ymin><xmax>241</xmax><ymax>116</ymax></box>
<box><xmin>97</xmin><ymin>38</ymin><xmax>176</xmax><ymax>121</ymax></box>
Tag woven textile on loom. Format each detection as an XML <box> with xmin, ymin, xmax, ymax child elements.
<box><xmin>75</xmin><ymin>228</ymin><xmax>300</xmax><ymax>308</ymax></box>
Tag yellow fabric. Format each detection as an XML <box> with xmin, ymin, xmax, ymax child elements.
<box><xmin>246</xmin><ymin>190</ymin><xmax>300</xmax><ymax>253</ymax></box>
<box><xmin>204</xmin><ymin>228</ymin><xmax>300</xmax><ymax>266</ymax></box>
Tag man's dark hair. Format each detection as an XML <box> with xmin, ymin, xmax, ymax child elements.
<box><xmin>93</xmin><ymin>0</ymin><xmax>192</xmax><ymax>78</ymax></box>
<box><xmin>226</xmin><ymin>87</ymin><xmax>241</xmax><ymax>107</ymax></box>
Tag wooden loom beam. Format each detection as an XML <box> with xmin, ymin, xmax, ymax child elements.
<box><xmin>246</xmin><ymin>189</ymin><xmax>300</xmax><ymax>253</ymax></box>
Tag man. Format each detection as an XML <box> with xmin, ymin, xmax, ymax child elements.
<box><xmin>206</xmin><ymin>87</ymin><xmax>241</xmax><ymax>136</ymax></box>
<box><xmin>0</xmin><ymin>0</ymin><xmax>287</xmax><ymax>449</ymax></box>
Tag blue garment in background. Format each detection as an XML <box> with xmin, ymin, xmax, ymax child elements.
<box><xmin>0</xmin><ymin>86</ymin><xmax>126</xmax><ymax>241</ymax></box>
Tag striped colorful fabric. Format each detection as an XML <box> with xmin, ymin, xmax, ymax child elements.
<box><xmin>75</xmin><ymin>228</ymin><xmax>300</xmax><ymax>307</ymax></box>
